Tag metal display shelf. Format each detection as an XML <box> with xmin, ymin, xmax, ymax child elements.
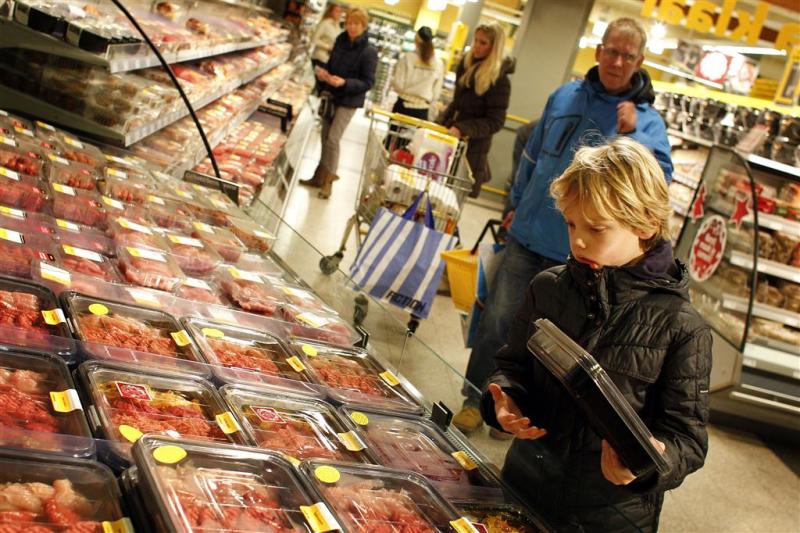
<box><xmin>0</xmin><ymin>18</ymin><xmax>283</xmax><ymax>73</ymax></box>
<box><xmin>672</xmin><ymin>171</ymin><xmax>699</xmax><ymax>188</ymax></box>
<box><xmin>668</xmin><ymin>128</ymin><xmax>714</xmax><ymax>148</ymax></box>
<box><xmin>746</xmin><ymin>153</ymin><xmax>800</xmax><ymax>179</ymax></box>
<box><xmin>708</xmin><ymin>198</ymin><xmax>800</xmax><ymax>238</ymax></box>
<box><xmin>721</xmin><ymin>293</ymin><xmax>800</xmax><ymax>329</ymax></box>
<box><xmin>729</xmin><ymin>249</ymin><xmax>800</xmax><ymax>284</ymax></box>
<box><xmin>0</xmin><ymin>57</ymin><xmax>287</xmax><ymax>146</ymax></box>
<box><xmin>742</xmin><ymin>343</ymin><xmax>800</xmax><ymax>380</ymax></box>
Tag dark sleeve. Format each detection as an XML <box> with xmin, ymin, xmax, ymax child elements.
<box><xmin>479</xmin><ymin>279</ymin><xmax>542</xmax><ymax>428</ymax></box>
<box><xmin>342</xmin><ymin>46</ymin><xmax>377</xmax><ymax>96</ymax></box>
<box><xmin>435</xmin><ymin>99</ymin><xmax>456</xmax><ymax>127</ymax></box>
<box><xmin>456</xmin><ymin>73</ymin><xmax>511</xmax><ymax>139</ymax></box>
<box><xmin>630</xmin><ymin>325</ymin><xmax>711</xmax><ymax>493</ymax></box>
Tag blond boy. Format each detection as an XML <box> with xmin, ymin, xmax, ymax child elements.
<box><xmin>482</xmin><ymin>137</ymin><xmax>711</xmax><ymax>531</ymax></box>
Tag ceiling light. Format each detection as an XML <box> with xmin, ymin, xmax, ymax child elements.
<box><xmin>702</xmin><ymin>45</ymin><xmax>786</xmax><ymax>56</ymax></box>
<box><xmin>651</xmin><ymin>23</ymin><xmax>667</xmax><ymax>40</ymax></box>
<box><xmin>592</xmin><ymin>20</ymin><xmax>608</xmax><ymax>37</ymax></box>
<box><xmin>427</xmin><ymin>0</ymin><xmax>447</xmax><ymax>11</ymax></box>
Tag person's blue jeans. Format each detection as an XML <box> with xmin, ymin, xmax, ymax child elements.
<box><xmin>462</xmin><ymin>237</ymin><xmax>562</xmax><ymax>407</ymax></box>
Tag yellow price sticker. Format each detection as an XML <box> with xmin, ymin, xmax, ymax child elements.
<box><xmin>41</xmin><ymin>308</ymin><xmax>66</xmax><ymax>325</ymax></box>
<box><xmin>63</xmin><ymin>136</ymin><xmax>83</xmax><ymax>148</ymax></box>
<box><xmin>286</xmin><ymin>356</ymin><xmax>306</xmax><ymax>373</ymax></box>
<box><xmin>300</xmin><ymin>503</ymin><xmax>341</xmax><ymax>533</ymax></box>
<box><xmin>53</xmin><ymin>183</ymin><xmax>76</xmax><ymax>196</ymax></box>
<box><xmin>301</xmin><ymin>344</ymin><xmax>318</xmax><ymax>357</ymax></box>
<box><xmin>152</xmin><ymin>445</ymin><xmax>188</xmax><ymax>464</ymax></box>
<box><xmin>314</xmin><ymin>465</ymin><xmax>340</xmax><ymax>484</ymax></box>
<box><xmin>337</xmin><ymin>431</ymin><xmax>365</xmax><ymax>452</ymax></box>
<box><xmin>201</xmin><ymin>327</ymin><xmax>225</xmax><ymax>338</ymax></box>
<box><xmin>118</xmin><ymin>424</ymin><xmax>143</xmax><ymax>443</ymax></box>
<box><xmin>56</xmin><ymin>219</ymin><xmax>80</xmax><ymax>231</ymax></box>
<box><xmin>451</xmin><ymin>451</ymin><xmax>478</xmax><ymax>471</ymax></box>
<box><xmin>107</xmin><ymin>168</ymin><xmax>127</xmax><ymax>179</ymax></box>
<box><xmin>296</xmin><ymin>312</ymin><xmax>327</xmax><ymax>329</ymax></box>
<box><xmin>40</xmin><ymin>263</ymin><xmax>71</xmax><ymax>286</ymax></box>
<box><xmin>286</xmin><ymin>455</ymin><xmax>301</xmax><ymax>467</ymax></box>
<box><xmin>147</xmin><ymin>195</ymin><xmax>166</xmax><ymax>205</ymax></box>
<box><xmin>379</xmin><ymin>370</ymin><xmax>400</xmax><ymax>387</ymax></box>
<box><xmin>0</xmin><ymin>166</ymin><xmax>20</xmax><ymax>181</ymax></box>
<box><xmin>50</xmin><ymin>389</ymin><xmax>82</xmax><ymax>413</ymax></box>
<box><xmin>0</xmin><ymin>135</ymin><xmax>16</xmax><ymax>147</ymax></box>
<box><xmin>36</xmin><ymin>120</ymin><xmax>56</xmax><ymax>132</ymax></box>
<box><xmin>349</xmin><ymin>411</ymin><xmax>369</xmax><ymax>426</ymax></box>
<box><xmin>102</xmin><ymin>196</ymin><xmax>124</xmax><ymax>210</ymax></box>
<box><xmin>102</xmin><ymin>518</ymin><xmax>135</xmax><ymax>533</ymax></box>
<box><xmin>0</xmin><ymin>227</ymin><xmax>23</xmax><ymax>243</ymax></box>
<box><xmin>216</xmin><ymin>412</ymin><xmax>241</xmax><ymax>434</ymax></box>
<box><xmin>171</xmin><ymin>330</ymin><xmax>191</xmax><ymax>347</ymax></box>
<box><xmin>48</xmin><ymin>153</ymin><xmax>69</xmax><ymax>165</ymax></box>
<box><xmin>451</xmin><ymin>518</ymin><xmax>480</xmax><ymax>533</ymax></box>
<box><xmin>193</xmin><ymin>221</ymin><xmax>214</xmax><ymax>234</ymax></box>
<box><xmin>0</xmin><ymin>206</ymin><xmax>24</xmax><ymax>218</ymax></box>
<box><xmin>14</xmin><ymin>126</ymin><xmax>33</xmax><ymax>137</ymax></box>
<box><xmin>88</xmin><ymin>303</ymin><xmax>109</xmax><ymax>316</ymax></box>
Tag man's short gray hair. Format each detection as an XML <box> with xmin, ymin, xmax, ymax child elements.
<box><xmin>602</xmin><ymin>18</ymin><xmax>647</xmax><ymax>55</ymax></box>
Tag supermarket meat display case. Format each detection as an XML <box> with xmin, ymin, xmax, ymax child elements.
<box><xmin>0</xmin><ymin>2</ymin><xmax>668</xmax><ymax>531</ymax></box>
<box><xmin>673</xmin><ymin>145</ymin><xmax>800</xmax><ymax>432</ymax></box>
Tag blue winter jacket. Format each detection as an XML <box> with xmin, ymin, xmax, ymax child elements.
<box><xmin>509</xmin><ymin>68</ymin><xmax>673</xmax><ymax>262</ymax></box>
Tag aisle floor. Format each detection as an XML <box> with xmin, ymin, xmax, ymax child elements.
<box><xmin>281</xmin><ymin>111</ymin><xmax>800</xmax><ymax>532</ymax></box>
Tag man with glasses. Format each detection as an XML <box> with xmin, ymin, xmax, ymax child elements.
<box><xmin>453</xmin><ymin>17</ymin><xmax>672</xmax><ymax>436</ymax></box>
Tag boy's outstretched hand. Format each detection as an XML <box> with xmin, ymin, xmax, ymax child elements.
<box><xmin>601</xmin><ymin>438</ymin><xmax>666</xmax><ymax>485</ymax></box>
<box><xmin>488</xmin><ymin>383</ymin><xmax>548</xmax><ymax>440</ymax></box>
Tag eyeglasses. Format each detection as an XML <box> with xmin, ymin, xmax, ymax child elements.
<box><xmin>601</xmin><ymin>46</ymin><xmax>640</xmax><ymax>64</ymax></box>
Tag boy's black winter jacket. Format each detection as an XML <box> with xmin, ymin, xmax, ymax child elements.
<box><xmin>481</xmin><ymin>241</ymin><xmax>711</xmax><ymax>532</ymax></box>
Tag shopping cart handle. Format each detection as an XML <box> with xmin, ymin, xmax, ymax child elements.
<box><xmin>369</xmin><ymin>107</ymin><xmax>453</xmax><ymax>136</ymax></box>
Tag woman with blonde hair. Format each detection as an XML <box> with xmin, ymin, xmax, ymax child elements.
<box><xmin>310</xmin><ymin>3</ymin><xmax>342</xmax><ymax>69</ymax></box>
<box><xmin>437</xmin><ymin>22</ymin><xmax>514</xmax><ymax>197</ymax></box>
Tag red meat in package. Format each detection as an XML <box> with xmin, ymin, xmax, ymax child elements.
<box><xmin>0</xmin><ymin>478</ymin><xmax>105</xmax><ymax>531</ymax></box>
<box><xmin>116</xmin><ymin>247</ymin><xmax>184</xmax><ymax>291</ymax></box>
<box><xmin>49</xmin><ymin>186</ymin><xmax>106</xmax><ymax>228</ymax></box>
<box><xmin>220</xmin><ymin>270</ymin><xmax>282</xmax><ymax>316</ymax></box>
<box><xmin>0</xmin><ymin>174</ymin><xmax>47</xmax><ymax>211</ymax></box>
<box><xmin>0</xmin><ymin>228</ymin><xmax>54</xmax><ymax>279</ymax></box>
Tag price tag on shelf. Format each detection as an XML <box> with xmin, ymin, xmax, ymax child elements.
<box><xmin>102</xmin><ymin>518</ymin><xmax>135</xmax><ymax>533</ymax></box>
<box><xmin>106</xmin><ymin>168</ymin><xmax>127</xmax><ymax>179</ymax></box>
<box><xmin>41</xmin><ymin>308</ymin><xmax>66</xmax><ymax>325</ymax></box>
<box><xmin>451</xmin><ymin>450</ymin><xmax>478</xmax><ymax>471</ymax></box>
<box><xmin>379</xmin><ymin>370</ymin><xmax>400</xmax><ymax>387</ymax></box>
<box><xmin>128</xmin><ymin>288</ymin><xmax>161</xmax><ymax>308</ymax></box>
<box><xmin>152</xmin><ymin>445</ymin><xmax>187</xmax><ymax>464</ymax></box>
<box><xmin>50</xmin><ymin>389</ymin><xmax>82</xmax><ymax>413</ymax></box>
<box><xmin>286</xmin><ymin>356</ymin><xmax>306</xmax><ymax>373</ymax></box>
<box><xmin>102</xmin><ymin>196</ymin><xmax>125</xmax><ymax>210</ymax></box>
<box><xmin>47</xmin><ymin>153</ymin><xmax>70</xmax><ymax>166</ymax></box>
<box><xmin>62</xmin><ymin>245</ymin><xmax>103</xmax><ymax>263</ymax></box>
<box><xmin>0</xmin><ymin>166</ymin><xmax>20</xmax><ymax>181</ymax></box>
<box><xmin>117</xmin><ymin>217</ymin><xmax>153</xmax><ymax>234</ymax></box>
<box><xmin>300</xmin><ymin>503</ymin><xmax>340</xmax><ymax>533</ymax></box>
<box><xmin>0</xmin><ymin>135</ymin><xmax>16</xmax><ymax>147</ymax></box>
<box><xmin>127</xmin><ymin>247</ymin><xmax>166</xmax><ymax>262</ymax></box>
<box><xmin>337</xmin><ymin>431</ymin><xmax>365</xmax><ymax>452</ymax></box>
<box><xmin>40</xmin><ymin>263</ymin><xmax>71</xmax><ymax>286</ymax></box>
<box><xmin>54</xmin><ymin>221</ymin><xmax>81</xmax><ymax>235</ymax></box>
<box><xmin>168</xmin><ymin>234</ymin><xmax>203</xmax><ymax>247</ymax></box>
<box><xmin>171</xmin><ymin>330</ymin><xmax>191</xmax><ymax>347</ymax></box>
<box><xmin>36</xmin><ymin>120</ymin><xmax>56</xmax><ymax>132</ymax></box>
<box><xmin>0</xmin><ymin>227</ymin><xmax>23</xmax><ymax>244</ymax></box>
<box><xmin>63</xmin><ymin>136</ymin><xmax>84</xmax><ymax>149</ymax></box>
<box><xmin>215</xmin><ymin>412</ymin><xmax>241</xmax><ymax>434</ymax></box>
<box><xmin>14</xmin><ymin>126</ymin><xmax>34</xmax><ymax>137</ymax></box>
<box><xmin>53</xmin><ymin>183</ymin><xmax>76</xmax><ymax>196</ymax></box>
<box><xmin>0</xmin><ymin>206</ymin><xmax>24</xmax><ymax>218</ymax></box>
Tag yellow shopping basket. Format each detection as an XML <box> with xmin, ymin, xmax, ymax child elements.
<box><xmin>441</xmin><ymin>249</ymin><xmax>479</xmax><ymax>313</ymax></box>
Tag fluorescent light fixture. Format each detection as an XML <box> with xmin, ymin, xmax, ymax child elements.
<box><xmin>643</xmin><ymin>60</ymin><xmax>724</xmax><ymax>89</ymax></box>
<box><xmin>450</xmin><ymin>0</ymin><xmax>466</xmax><ymax>5</ymax></box>
<box><xmin>579</xmin><ymin>35</ymin><xmax>601</xmax><ymax>48</ymax></box>
<box><xmin>592</xmin><ymin>20</ymin><xmax>608</xmax><ymax>37</ymax></box>
<box><xmin>427</xmin><ymin>0</ymin><xmax>447</xmax><ymax>10</ymax></box>
<box><xmin>651</xmin><ymin>22</ymin><xmax>667</xmax><ymax>40</ymax></box>
<box><xmin>384</xmin><ymin>0</ymin><xmax>399</xmax><ymax>4</ymax></box>
<box><xmin>702</xmin><ymin>45</ymin><xmax>787</xmax><ymax>56</ymax></box>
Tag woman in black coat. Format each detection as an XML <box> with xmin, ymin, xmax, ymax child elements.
<box><xmin>303</xmin><ymin>6</ymin><xmax>377</xmax><ymax>199</ymax></box>
<box><xmin>437</xmin><ymin>22</ymin><xmax>513</xmax><ymax>198</ymax></box>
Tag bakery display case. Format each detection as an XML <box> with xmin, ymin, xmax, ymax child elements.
<box><xmin>674</xmin><ymin>146</ymin><xmax>800</xmax><ymax>430</ymax></box>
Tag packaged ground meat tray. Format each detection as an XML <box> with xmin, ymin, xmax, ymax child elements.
<box><xmin>77</xmin><ymin>361</ymin><xmax>249</xmax><ymax>468</ymax></box>
<box><xmin>183</xmin><ymin>317</ymin><xmax>320</xmax><ymax>395</ymax></box>
<box><xmin>107</xmin><ymin>216</ymin><xmax>167</xmax><ymax>251</ymax></box>
<box><xmin>458</xmin><ymin>502</ymin><xmax>547</xmax><ymax>533</ymax></box>
<box><xmin>0</xmin><ymin>275</ymin><xmax>75</xmax><ymax>357</ymax></box>
<box><xmin>100</xmin><ymin>175</ymin><xmax>152</xmax><ymax>205</ymax></box>
<box><xmin>281</xmin><ymin>306</ymin><xmax>361</xmax><ymax>346</ymax></box>
<box><xmin>0</xmin><ymin>141</ymin><xmax>45</xmax><ymax>177</ymax></box>
<box><xmin>191</xmin><ymin>221</ymin><xmax>247</xmax><ymax>262</ymax></box>
<box><xmin>0</xmin><ymin>224</ymin><xmax>55</xmax><ymax>279</ymax></box>
<box><xmin>0</xmin><ymin>171</ymin><xmax>48</xmax><ymax>211</ymax></box>
<box><xmin>173</xmin><ymin>277</ymin><xmax>229</xmax><ymax>306</ymax></box>
<box><xmin>340</xmin><ymin>408</ymin><xmax>498</xmax><ymax>491</ymax></box>
<box><xmin>51</xmin><ymin>243</ymin><xmax>120</xmax><ymax>282</ymax></box>
<box><xmin>293</xmin><ymin>341</ymin><xmax>424</xmax><ymax>415</ymax></box>
<box><xmin>56</xmin><ymin>135</ymin><xmax>105</xmax><ymax>169</ymax></box>
<box><xmin>132</xmin><ymin>435</ymin><xmax>319</xmax><ymax>533</ymax></box>
<box><xmin>184</xmin><ymin>200</ymin><xmax>232</xmax><ymax>228</ymax></box>
<box><xmin>301</xmin><ymin>460</ymin><xmax>463</xmax><ymax>533</ymax></box>
<box><xmin>62</xmin><ymin>292</ymin><xmax>206</xmax><ymax>375</ymax></box>
<box><xmin>0</xmin><ymin>350</ymin><xmax>94</xmax><ymax>458</ymax></box>
<box><xmin>0</xmin><ymin>449</ymin><xmax>133</xmax><ymax>532</ymax></box>
<box><xmin>47</xmin><ymin>183</ymin><xmax>107</xmax><ymax>228</ymax></box>
<box><xmin>218</xmin><ymin>266</ymin><xmax>285</xmax><ymax>316</ymax></box>
<box><xmin>46</xmin><ymin>157</ymin><xmax>99</xmax><ymax>191</ymax></box>
<box><xmin>116</xmin><ymin>246</ymin><xmax>185</xmax><ymax>292</ymax></box>
<box><xmin>146</xmin><ymin>194</ymin><xmax>195</xmax><ymax>233</ymax></box>
<box><xmin>272</xmin><ymin>281</ymin><xmax>337</xmax><ymax>315</ymax></box>
<box><xmin>52</xmin><ymin>218</ymin><xmax>116</xmax><ymax>256</ymax></box>
<box><xmin>164</xmin><ymin>232</ymin><xmax>223</xmax><ymax>277</ymax></box>
<box><xmin>221</xmin><ymin>385</ymin><xmax>373</xmax><ymax>464</ymax></box>
<box><xmin>226</xmin><ymin>215</ymin><xmax>276</xmax><ymax>253</ymax></box>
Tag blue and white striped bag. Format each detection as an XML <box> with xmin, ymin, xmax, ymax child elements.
<box><xmin>349</xmin><ymin>192</ymin><xmax>456</xmax><ymax>318</ymax></box>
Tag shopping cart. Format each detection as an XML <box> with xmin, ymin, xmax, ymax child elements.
<box><xmin>319</xmin><ymin>109</ymin><xmax>474</xmax><ymax>276</ymax></box>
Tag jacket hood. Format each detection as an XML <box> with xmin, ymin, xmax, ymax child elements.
<box><xmin>566</xmin><ymin>240</ymin><xmax>690</xmax><ymax>304</ymax></box>
<box><xmin>585</xmin><ymin>65</ymin><xmax>655</xmax><ymax>105</ymax></box>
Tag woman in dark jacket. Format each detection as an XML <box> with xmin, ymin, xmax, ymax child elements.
<box><xmin>437</xmin><ymin>22</ymin><xmax>513</xmax><ymax>198</ymax></box>
<box><xmin>303</xmin><ymin>6</ymin><xmax>377</xmax><ymax>199</ymax></box>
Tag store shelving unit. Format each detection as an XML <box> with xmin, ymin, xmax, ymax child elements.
<box><xmin>674</xmin><ymin>146</ymin><xmax>800</xmax><ymax>430</ymax></box>
<box><xmin>0</xmin><ymin>18</ymin><xmax>283</xmax><ymax>73</ymax></box>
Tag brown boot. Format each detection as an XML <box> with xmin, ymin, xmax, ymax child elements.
<box><xmin>301</xmin><ymin>165</ymin><xmax>324</xmax><ymax>188</ymax></box>
<box><xmin>318</xmin><ymin>169</ymin><xmax>334</xmax><ymax>199</ymax></box>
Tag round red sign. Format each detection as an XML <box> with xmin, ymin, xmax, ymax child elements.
<box><xmin>689</xmin><ymin>215</ymin><xmax>727</xmax><ymax>282</ymax></box>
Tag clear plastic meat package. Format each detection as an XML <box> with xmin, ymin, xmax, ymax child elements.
<box><xmin>191</xmin><ymin>221</ymin><xmax>247</xmax><ymax>262</ymax></box>
<box><xmin>281</xmin><ymin>305</ymin><xmax>360</xmax><ymax>346</ymax></box>
<box><xmin>164</xmin><ymin>232</ymin><xmax>224</xmax><ymax>277</ymax></box>
<box><xmin>116</xmin><ymin>245</ymin><xmax>186</xmax><ymax>292</ymax></box>
<box><xmin>0</xmin><ymin>223</ymin><xmax>56</xmax><ymax>279</ymax></box>
<box><xmin>51</xmin><ymin>243</ymin><xmax>120</xmax><ymax>282</ymax></box>
<box><xmin>217</xmin><ymin>266</ymin><xmax>285</xmax><ymax>317</ymax></box>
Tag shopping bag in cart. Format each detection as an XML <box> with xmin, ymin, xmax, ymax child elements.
<box><xmin>465</xmin><ymin>242</ymin><xmax>505</xmax><ymax>348</ymax></box>
<box><xmin>349</xmin><ymin>191</ymin><xmax>456</xmax><ymax>319</ymax></box>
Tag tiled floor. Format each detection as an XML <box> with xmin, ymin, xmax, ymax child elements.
<box><xmin>280</xmin><ymin>111</ymin><xmax>800</xmax><ymax>532</ymax></box>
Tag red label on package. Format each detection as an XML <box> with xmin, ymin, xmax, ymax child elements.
<box><xmin>115</xmin><ymin>381</ymin><xmax>152</xmax><ymax>401</ymax></box>
<box><xmin>689</xmin><ymin>215</ymin><xmax>727</xmax><ymax>283</ymax></box>
<box><xmin>251</xmin><ymin>406</ymin><xmax>285</xmax><ymax>424</ymax></box>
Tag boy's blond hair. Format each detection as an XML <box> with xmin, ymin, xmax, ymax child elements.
<box><xmin>550</xmin><ymin>137</ymin><xmax>671</xmax><ymax>250</ymax></box>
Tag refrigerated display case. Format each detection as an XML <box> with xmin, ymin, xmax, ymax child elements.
<box><xmin>674</xmin><ymin>146</ymin><xmax>800</xmax><ymax>431</ymax></box>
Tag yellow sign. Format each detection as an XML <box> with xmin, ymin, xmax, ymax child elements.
<box><xmin>119</xmin><ymin>424</ymin><xmax>143</xmax><ymax>443</ymax></box>
<box><xmin>301</xmin><ymin>344</ymin><xmax>318</xmax><ymax>357</ymax></box>
<box><xmin>216</xmin><ymin>412</ymin><xmax>242</xmax><ymax>434</ymax></box>
<box><xmin>314</xmin><ymin>465</ymin><xmax>341</xmax><ymax>484</ymax></box>
<box><xmin>152</xmin><ymin>445</ymin><xmax>188</xmax><ymax>464</ymax></box>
